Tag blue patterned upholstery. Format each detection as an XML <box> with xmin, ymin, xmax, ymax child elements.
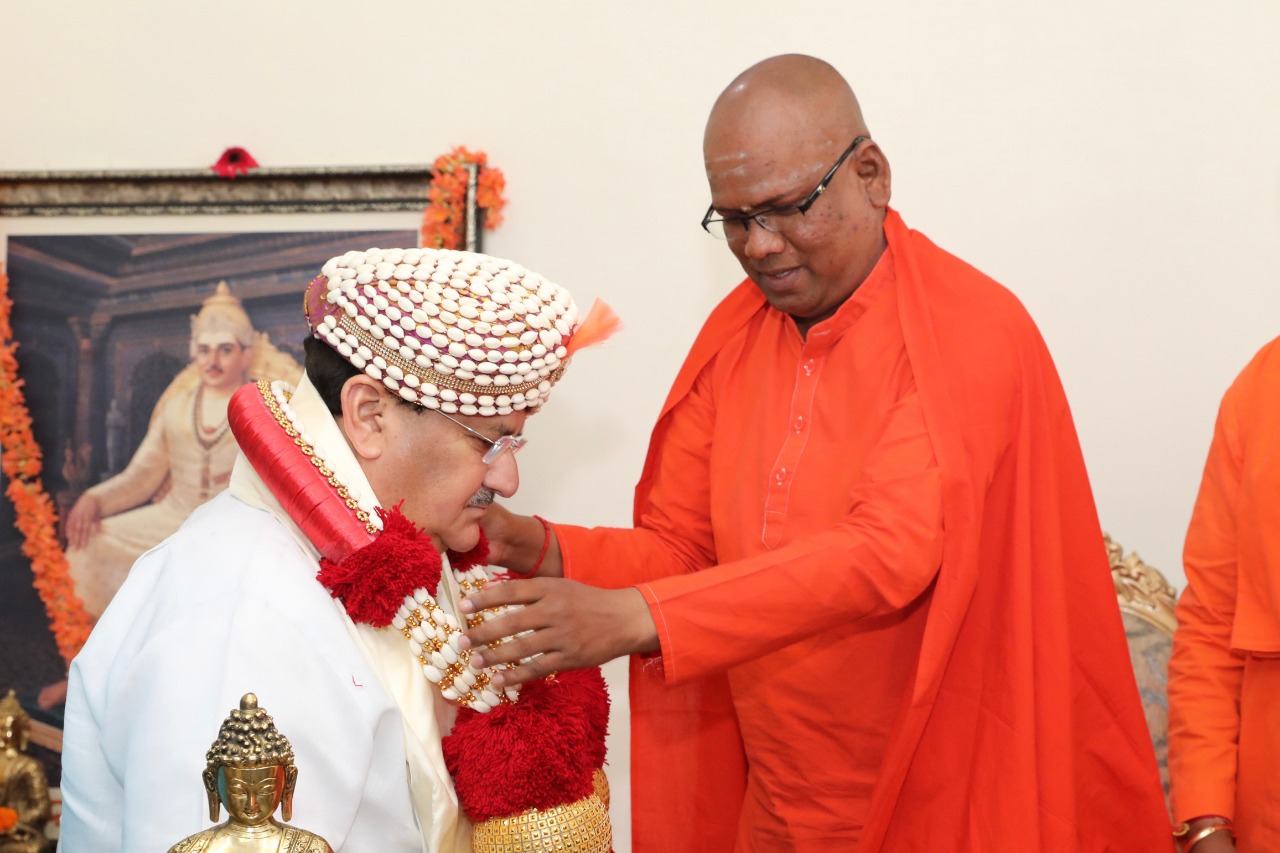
<box><xmin>1122</xmin><ymin>611</ymin><xmax>1172</xmax><ymax>802</ymax></box>
<box><xmin>1107</xmin><ymin>534</ymin><xmax>1177</xmax><ymax>810</ymax></box>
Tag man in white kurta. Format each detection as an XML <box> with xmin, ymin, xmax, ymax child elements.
<box><xmin>59</xmin><ymin>248</ymin><xmax>589</xmax><ymax>852</ymax></box>
<box><xmin>59</xmin><ymin>376</ymin><xmax>459</xmax><ymax>851</ymax></box>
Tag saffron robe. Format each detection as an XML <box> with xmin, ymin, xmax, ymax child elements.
<box><xmin>555</xmin><ymin>209</ymin><xmax>1169</xmax><ymax>851</ymax></box>
<box><xmin>1169</xmin><ymin>335</ymin><xmax>1280</xmax><ymax>850</ymax></box>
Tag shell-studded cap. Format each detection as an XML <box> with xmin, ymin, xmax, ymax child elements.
<box><xmin>305</xmin><ymin>248</ymin><xmax>581</xmax><ymax>416</ymax></box>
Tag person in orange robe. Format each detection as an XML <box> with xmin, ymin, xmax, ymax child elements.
<box><xmin>1168</xmin><ymin>336</ymin><xmax>1280</xmax><ymax>853</ymax></box>
<box><xmin>460</xmin><ymin>54</ymin><xmax>1170</xmax><ymax>851</ymax></box>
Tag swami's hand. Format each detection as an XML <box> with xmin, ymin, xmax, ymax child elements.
<box><xmin>479</xmin><ymin>504</ymin><xmax>564</xmax><ymax>577</ymax></box>
<box><xmin>459</xmin><ymin>578</ymin><xmax>659</xmax><ymax>687</ymax></box>
<box><xmin>65</xmin><ymin>493</ymin><xmax>103</xmax><ymax>549</ymax></box>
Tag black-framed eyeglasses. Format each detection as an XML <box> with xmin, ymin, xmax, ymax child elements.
<box><xmin>432</xmin><ymin>407</ymin><xmax>526</xmax><ymax>464</ymax></box>
<box><xmin>701</xmin><ymin>135</ymin><xmax>870</xmax><ymax>241</ymax></box>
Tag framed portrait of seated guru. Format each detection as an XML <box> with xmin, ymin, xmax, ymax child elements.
<box><xmin>0</xmin><ymin>164</ymin><xmax>479</xmax><ymax>796</ymax></box>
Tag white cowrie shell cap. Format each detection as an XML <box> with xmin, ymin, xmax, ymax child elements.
<box><xmin>306</xmin><ymin>248</ymin><xmax>580</xmax><ymax>413</ymax></box>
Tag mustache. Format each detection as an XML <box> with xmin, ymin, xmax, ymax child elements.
<box><xmin>467</xmin><ymin>489</ymin><xmax>496</xmax><ymax>509</ymax></box>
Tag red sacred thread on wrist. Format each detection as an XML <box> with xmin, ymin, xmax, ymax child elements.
<box><xmin>516</xmin><ymin>515</ymin><xmax>553</xmax><ymax>576</ymax></box>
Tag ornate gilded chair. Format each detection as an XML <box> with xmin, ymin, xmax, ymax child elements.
<box><xmin>1107</xmin><ymin>534</ymin><xmax>1178</xmax><ymax>804</ymax></box>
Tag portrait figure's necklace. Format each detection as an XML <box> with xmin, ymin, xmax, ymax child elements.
<box><xmin>193</xmin><ymin>383</ymin><xmax>232</xmax><ymax>452</ymax></box>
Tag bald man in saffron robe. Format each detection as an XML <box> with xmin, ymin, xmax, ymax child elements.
<box><xmin>461</xmin><ymin>54</ymin><xmax>1170</xmax><ymax>852</ymax></box>
<box><xmin>1168</xmin><ymin>336</ymin><xmax>1280</xmax><ymax>853</ymax></box>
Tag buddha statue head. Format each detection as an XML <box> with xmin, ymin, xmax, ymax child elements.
<box><xmin>0</xmin><ymin>691</ymin><xmax>30</xmax><ymax>753</ymax></box>
<box><xmin>201</xmin><ymin>693</ymin><xmax>298</xmax><ymax>825</ymax></box>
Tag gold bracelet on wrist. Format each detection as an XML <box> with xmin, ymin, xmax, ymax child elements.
<box><xmin>1184</xmin><ymin>823</ymin><xmax>1233</xmax><ymax>851</ymax></box>
<box><xmin>1172</xmin><ymin>817</ymin><xmax>1230</xmax><ymax>840</ymax></box>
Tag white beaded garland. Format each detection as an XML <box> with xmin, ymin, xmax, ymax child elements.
<box><xmin>390</xmin><ymin>565</ymin><xmax>522</xmax><ymax>713</ymax></box>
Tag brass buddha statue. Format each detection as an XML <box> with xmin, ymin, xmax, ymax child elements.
<box><xmin>0</xmin><ymin>691</ymin><xmax>51</xmax><ymax>853</ymax></box>
<box><xmin>167</xmin><ymin>693</ymin><xmax>333</xmax><ymax>853</ymax></box>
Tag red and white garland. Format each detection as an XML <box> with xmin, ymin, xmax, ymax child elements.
<box><xmin>227</xmin><ymin>380</ymin><xmax>611</xmax><ymax>843</ymax></box>
<box><xmin>445</xmin><ymin>667</ymin><xmax>609</xmax><ymax>821</ymax></box>
<box><xmin>234</xmin><ymin>379</ymin><xmax>520</xmax><ymax>711</ymax></box>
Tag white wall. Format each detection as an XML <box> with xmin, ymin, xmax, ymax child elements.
<box><xmin>5</xmin><ymin>1</ymin><xmax>1279</xmax><ymax>848</ymax></box>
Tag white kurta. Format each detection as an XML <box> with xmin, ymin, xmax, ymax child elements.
<box><xmin>59</xmin><ymin>493</ymin><xmax>426</xmax><ymax>851</ymax></box>
<box><xmin>59</xmin><ymin>377</ymin><xmax>468</xmax><ymax>853</ymax></box>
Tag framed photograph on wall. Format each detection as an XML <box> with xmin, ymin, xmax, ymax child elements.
<box><xmin>0</xmin><ymin>165</ymin><xmax>476</xmax><ymax>797</ymax></box>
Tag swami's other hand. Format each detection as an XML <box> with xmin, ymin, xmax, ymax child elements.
<box><xmin>479</xmin><ymin>504</ymin><xmax>564</xmax><ymax>577</ymax></box>
<box><xmin>65</xmin><ymin>493</ymin><xmax>103</xmax><ymax>549</ymax></box>
<box><xmin>460</xmin><ymin>578</ymin><xmax>658</xmax><ymax>687</ymax></box>
<box><xmin>478</xmin><ymin>502</ymin><xmax>527</xmax><ymax>568</ymax></box>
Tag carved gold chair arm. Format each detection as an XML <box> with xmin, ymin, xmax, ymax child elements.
<box><xmin>1106</xmin><ymin>533</ymin><xmax>1177</xmax><ymax>637</ymax></box>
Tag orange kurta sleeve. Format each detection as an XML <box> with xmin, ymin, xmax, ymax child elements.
<box><xmin>556</xmin><ymin>253</ymin><xmax>942</xmax><ymax>678</ymax></box>
<box><xmin>639</xmin><ymin>387</ymin><xmax>941</xmax><ymax>683</ymax></box>
<box><xmin>560</xmin><ymin>391</ymin><xmax>941</xmax><ymax>684</ymax></box>
<box><xmin>1163</xmin><ymin>335</ymin><xmax>1280</xmax><ymax>835</ymax></box>
<box><xmin>1168</xmin><ymin>372</ymin><xmax>1246</xmax><ymax>822</ymax></box>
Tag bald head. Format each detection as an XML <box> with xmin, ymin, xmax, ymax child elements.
<box><xmin>705</xmin><ymin>54</ymin><xmax>869</xmax><ymax>180</ymax></box>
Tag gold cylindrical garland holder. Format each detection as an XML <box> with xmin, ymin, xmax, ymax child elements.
<box><xmin>443</xmin><ymin>668</ymin><xmax>612</xmax><ymax>853</ymax></box>
<box><xmin>470</xmin><ymin>792</ymin><xmax>611</xmax><ymax>853</ymax></box>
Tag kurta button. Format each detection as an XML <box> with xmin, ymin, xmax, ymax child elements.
<box><xmin>793</xmin><ymin>416</ymin><xmax>805</xmax><ymax>433</ymax></box>
<box><xmin>802</xmin><ymin>359</ymin><xmax>816</xmax><ymax>376</ymax></box>
<box><xmin>775</xmin><ymin>468</ymin><xmax>788</xmax><ymax>483</ymax></box>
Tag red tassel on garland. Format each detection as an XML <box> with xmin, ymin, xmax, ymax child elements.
<box><xmin>443</xmin><ymin>667</ymin><xmax>610</xmax><ymax>822</ymax></box>
<box><xmin>317</xmin><ymin>504</ymin><xmax>443</xmax><ymax>627</ymax></box>
<box><xmin>446</xmin><ymin>529</ymin><xmax>491</xmax><ymax>572</ymax></box>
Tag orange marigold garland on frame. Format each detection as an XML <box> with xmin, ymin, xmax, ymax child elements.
<box><xmin>0</xmin><ymin>265</ymin><xmax>93</xmax><ymax>663</ymax></box>
<box><xmin>421</xmin><ymin>146</ymin><xmax>507</xmax><ymax>250</ymax></box>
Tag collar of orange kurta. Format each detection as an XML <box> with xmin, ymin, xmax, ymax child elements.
<box><xmin>635</xmin><ymin>209</ymin><xmax>925</xmax><ymax>520</ymax></box>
